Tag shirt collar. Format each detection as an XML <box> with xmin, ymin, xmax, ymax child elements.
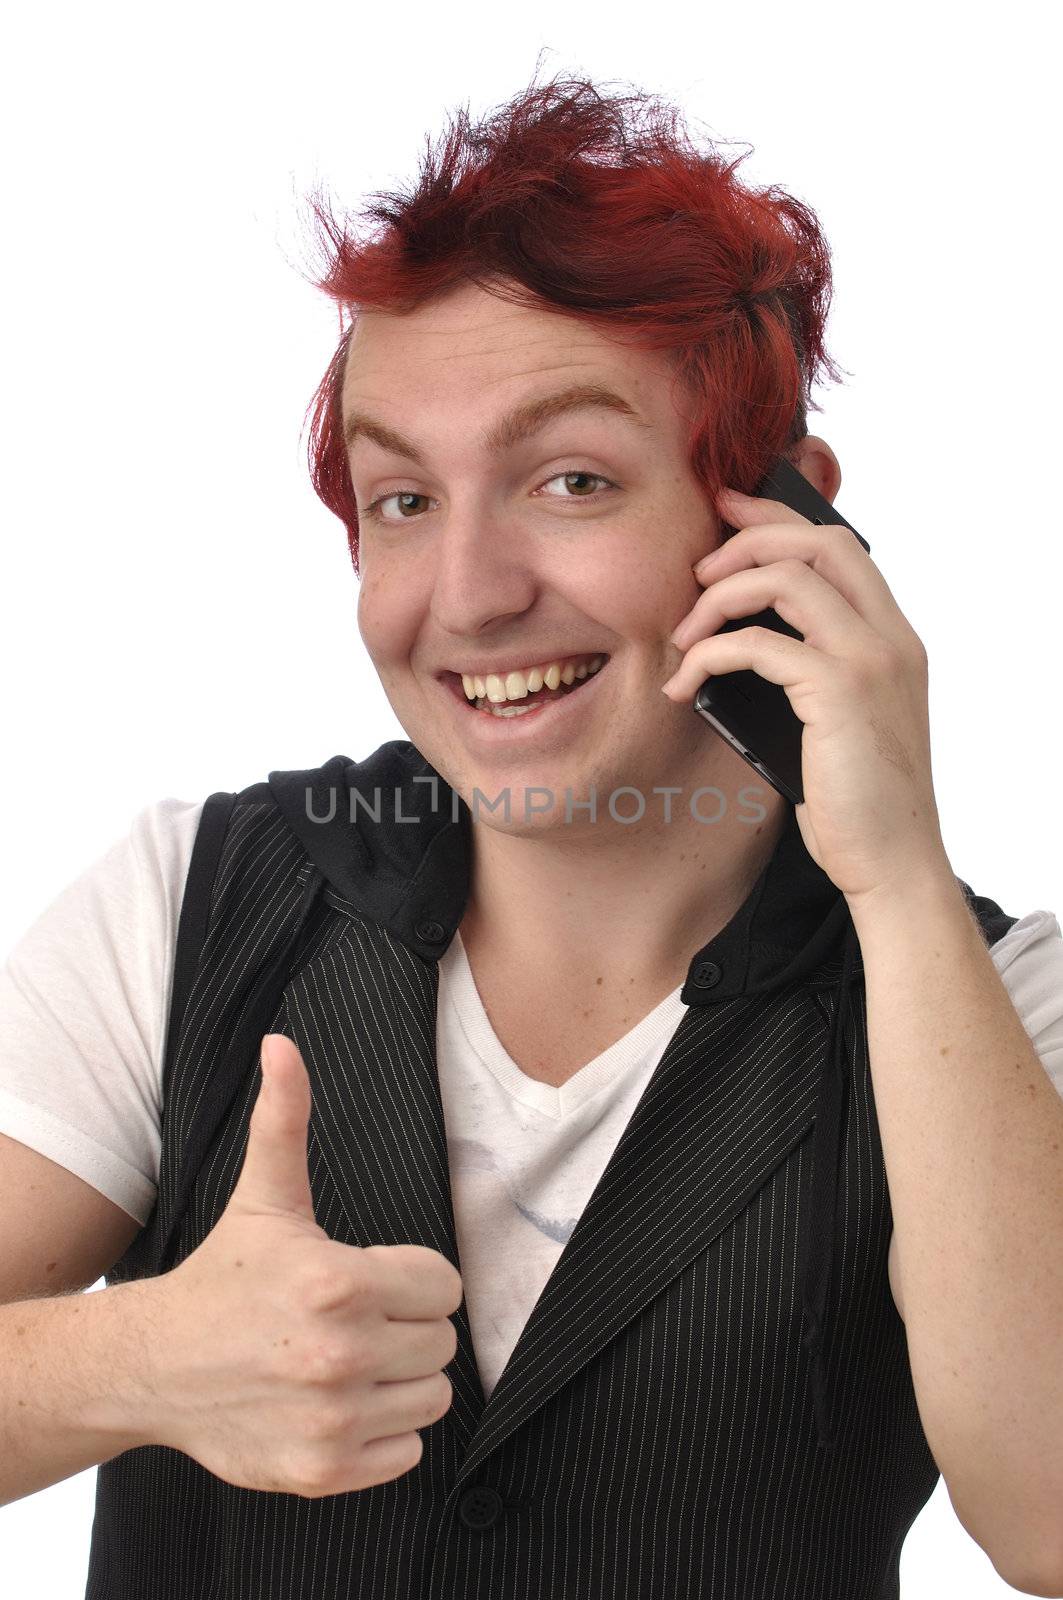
<box><xmin>268</xmin><ymin>741</ymin><xmax>861</xmax><ymax>999</ymax></box>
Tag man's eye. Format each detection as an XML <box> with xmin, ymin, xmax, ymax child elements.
<box><xmin>361</xmin><ymin>491</ymin><xmax>430</xmax><ymax>523</ymax></box>
<box><xmin>360</xmin><ymin>469</ymin><xmax>617</xmax><ymax>524</ymax></box>
<box><xmin>537</xmin><ymin>470</ymin><xmax>616</xmax><ymax>501</ymax></box>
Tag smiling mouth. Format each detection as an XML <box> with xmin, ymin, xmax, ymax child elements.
<box><xmin>440</xmin><ymin>658</ymin><xmax>609</xmax><ymax>716</ymax></box>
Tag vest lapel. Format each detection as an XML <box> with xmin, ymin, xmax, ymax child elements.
<box><xmin>284</xmin><ymin>914</ymin><xmax>488</xmax><ymax>1447</ymax></box>
<box><xmin>285</xmin><ymin>903</ymin><xmax>830</xmax><ymax>1485</ymax></box>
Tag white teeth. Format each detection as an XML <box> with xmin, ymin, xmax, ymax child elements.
<box><xmin>457</xmin><ymin>654</ymin><xmax>605</xmax><ymax>704</ymax></box>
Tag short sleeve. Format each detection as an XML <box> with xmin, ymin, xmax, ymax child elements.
<box><xmin>989</xmin><ymin>909</ymin><xmax>1063</xmax><ymax>1100</ymax></box>
<box><xmin>0</xmin><ymin>798</ymin><xmax>204</xmax><ymax>1223</ymax></box>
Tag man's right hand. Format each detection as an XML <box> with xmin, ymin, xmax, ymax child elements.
<box><xmin>143</xmin><ymin>1032</ymin><xmax>463</xmax><ymax>1499</ymax></box>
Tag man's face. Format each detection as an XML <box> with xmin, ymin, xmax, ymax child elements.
<box><xmin>343</xmin><ymin>279</ymin><xmax>728</xmax><ymax>830</ymax></box>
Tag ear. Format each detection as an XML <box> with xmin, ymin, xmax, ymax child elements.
<box><xmin>789</xmin><ymin>435</ymin><xmax>842</xmax><ymax>505</ymax></box>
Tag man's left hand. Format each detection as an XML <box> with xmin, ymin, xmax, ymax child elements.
<box><xmin>662</xmin><ymin>485</ymin><xmax>951</xmax><ymax>907</ymax></box>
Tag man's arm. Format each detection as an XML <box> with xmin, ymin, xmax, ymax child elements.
<box><xmin>0</xmin><ymin>1280</ymin><xmax>159</xmax><ymax>1507</ymax></box>
<box><xmin>850</xmin><ymin>871</ymin><xmax>1063</xmax><ymax>1598</ymax></box>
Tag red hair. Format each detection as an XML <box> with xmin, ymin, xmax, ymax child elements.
<box><xmin>302</xmin><ymin>65</ymin><xmax>845</xmax><ymax>574</ymax></box>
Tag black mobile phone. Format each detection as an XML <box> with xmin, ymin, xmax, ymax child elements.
<box><xmin>692</xmin><ymin>456</ymin><xmax>872</xmax><ymax>806</ymax></box>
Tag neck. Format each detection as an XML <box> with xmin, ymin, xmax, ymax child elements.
<box><xmin>459</xmin><ymin>766</ymin><xmax>791</xmax><ymax>992</ymax></box>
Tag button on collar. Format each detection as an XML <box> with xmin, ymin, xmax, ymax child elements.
<box><xmin>691</xmin><ymin>960</ymin><xmax>722</xmax><ymax>989</ymax></box>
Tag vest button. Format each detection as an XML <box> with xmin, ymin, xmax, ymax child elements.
<box><xmin>691</xmin><ymin>960</ymin><xmax>722</xmax><ymax>989</ymax></box>
<box><xmin>416</xmin><ymin>919</ymin><xmax>447</xmax><ymax>944</ymax></box>
<box><xmin>457</xmin><ymin>1485</ymin><xmax>505</xmax><ymax>1529</ymax></box>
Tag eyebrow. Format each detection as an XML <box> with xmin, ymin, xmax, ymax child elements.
<box><xmin>342</xmin><ymin>381</ymin><xmax>651</xmax><ymax>465</ymax></box>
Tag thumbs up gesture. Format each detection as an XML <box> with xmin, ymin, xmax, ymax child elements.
<box><xmin>143</xmin><ymin>1034</ymin><xmax>464</xmax><ymax>1498</ymax></box>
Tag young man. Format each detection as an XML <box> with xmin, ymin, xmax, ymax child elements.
<box><xmin>3</xmin><ymin>72</ymin><xmax>1063</xmax><ymax>1600</ymax></box>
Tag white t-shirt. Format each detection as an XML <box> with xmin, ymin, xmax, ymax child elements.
<box><xmin>3</xmin><ymin>800</ymin><xmax>1063</xmax><ymax>1399</ymax></box>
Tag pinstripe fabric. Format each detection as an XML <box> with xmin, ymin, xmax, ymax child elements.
<box><xmin>86</xmin><ymin>753</ymin><xmax>1011</xmax><ymax>1600</ymax></box>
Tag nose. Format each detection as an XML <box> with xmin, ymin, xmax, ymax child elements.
<box><xmin>428</xmin><ymin>512</ymin><xmax>539</xmax><ymax>638</ymax></box>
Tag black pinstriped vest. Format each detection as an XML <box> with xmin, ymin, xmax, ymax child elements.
<box><xmin>86</xmin><ymin>742</ymin><xmax>1017</xmax><ymax>1600</ymax></box>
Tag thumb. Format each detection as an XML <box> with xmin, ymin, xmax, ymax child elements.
<box><xmin>231</xmin><ymin>1033</ymin><xmax>317</xmax><ymax>1222</ymax></box>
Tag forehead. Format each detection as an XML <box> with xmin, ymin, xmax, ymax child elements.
<box><xmin>340</xmin><ymin>280</ymin><xmax>675</xmax><ymax>426</ymax></box>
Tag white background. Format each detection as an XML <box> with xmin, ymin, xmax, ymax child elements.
<box><xmin>1</xmin><ymin>2</ymin><xmax>1060</xmax><ymax>1595</ymax></box>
